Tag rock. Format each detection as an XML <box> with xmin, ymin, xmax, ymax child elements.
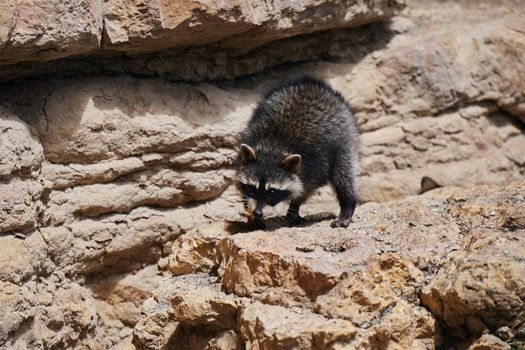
<box><xmin>0</xmin><ymin>180</ymin><xmax>42</xmax><ymax>234</ymax></box>
<box><xmin>0</xmin><ymin>280</ymin><xmax>36</xmax><ymax>345</ymax></box>
<box><xmin>41</xmin><ymin>157</ymin><xmax>146</xmax><ymax>190</ymax></box>
<box><xmin>0</xmin><ymin>0</ymin><xmax>524</xmax><ymax>348</ymax></box>
<box><xmin>239</xmin><ymin>302</ymin><xmax>356</xmax><ymax>349</ymax></box>
<box><xmin>45</xmin><ymin>168</ymin><xmax>234</xmax><ymax>225</ymax></box>
<box><xmin>0</xmin><ymin>232</ymin><xmax>47</xmax><ymax>284</ymax></box>
<box><xmin>504</xmin><ymin>136</ymin><xmax>525</xmax><ymax>166</ymax></box>
<box><xmin>421</xmin><ymin>228</ymin><xmax>525</xmax><ymax>336</ymax></box>
<box><xmin>468</xmin><ymin>334</ymin><xmax>510</xmax><ymax>350</ymax></box>
<box><xmin>0</xmin><ymin>0</ymin><xmax>404</xmax><ymax>80</ymax></box>
<box><xmin>34</xmin><ymin>281</ymin><xmax>101</xmax><ymax>349</ymax></box>
<box><xmin>87</xmin><ymin>265</ymin><xmax>163</xmax><ymax>326</ymax></box>
<box><xmin>0</xmin><ymin>0</ymin><xmax>403</xmax><ymax>66</ymax></box>
<box><xmin>0</xmin><ymin>0</ymin><xmax>103</xmax><ymax>65</ymax></box>
<box><xmin>168</xmin><ymin>222</ymin><xmax>235</xmax><ymax>276</ymax></box>
<box><xmin>133</xmin><ymin>182</ymin><xmax>524</xmax><ymax>349</ymax></box>
<box><xmin>103</xmin><ymin>0</ymin><xmax>404</xmax><ymax>54</ymax></box>
<box><xmin>0</xmin><ymin>106</ymin><xmax>43</xmax><ymax>180</ymax></box>
<box><xmin>361</xmin><ymin>126</ymin><xmax>406</xmax><ymax>146</ymax></box>
<box><xmin>0</xmin><ymin>107</ymin><xmax>44</xmax><ymax>235</ymax></box>
<box><xmin>133</xmin><ymin>274</ymin><xmax>239</xmax><ymax>350</ymax></box>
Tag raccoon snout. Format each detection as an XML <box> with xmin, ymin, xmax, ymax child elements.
<box><xmin>253</xmin><ymin>207</ymin><xmax>263</xmax><ymax>218</ymax></box>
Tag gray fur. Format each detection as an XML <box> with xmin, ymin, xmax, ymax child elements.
<box><xmin>237</xmin><ymin>76</ymin><xmax>360</xmax><ymax>228</ymax></box>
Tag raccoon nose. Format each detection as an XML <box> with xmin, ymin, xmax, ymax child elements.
<box><xmin>254</xmin><ymin>208</ymin><xmax>263</xmax><ymax>218</ymax></box>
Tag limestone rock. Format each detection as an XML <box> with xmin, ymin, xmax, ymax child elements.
<box><xmin>421</xmin><ymin>228</ymin><xmax>525</xmax><ymax>336</ymax></box>
<box><xmin>0</xmin><ymin>232</ymin><xmax>47</xmax><ymax>284</ymax></box>
<box><xmin>34</xmin><ymin>281</ymin><xmax>101</xmax><ymax>349</ymax></box>
<box><xmin>103</xmin><ymin>0</ymin><xmax>405</xmax><ymax>54</ymax></box>
<box><xmin>133</xmin><ymin>274</ymin><xmax>239</xmax><ymax>350</ymax></box>
<box><xmin>45</xmin><ymin>168</ymin><xmax>234</xmax><ymax>225</ymax></box>
<box><xmin>134</xmin><ymin>182</ymin><xmax>525</xmax><ymax>349</ymax></box>
<box><xmin>168</xmin><ymin>222</ymin><xmax>235</xmax><ymax>276</ymax></box>
<box><xmin>239</xmin><ymin>302</ymin><xmax>356</xmax><ymax>349</ymax></box>
<box><xmin>0</xmin><ymin>0</ymin><xmax>524</xmax><ymax>348</ymax></box>
<box><xmin>0</xmin><ymin>0</ymin><xmax>403</xmax><ymax>67</ymax></box>
<box><xmin>0</xmin><ymin>0</ymin><xmax>103</xmax><ymax>64</ymax></box>
<box><xmin>88</xmin><ymin>265</ymin><xmax>163</xmax><ymax>328</ymax></box>
<box><xmin>468</xmin><ymin>334</ymin><xmax>510</xmax><ymax>350</ymax></box>
<box><xmin>0</xmin><ymin>107</ymin><xmax>43</xmax><ymax>180</ymax></box>
<box><xmin>0</xmin><ymin>280</ymin><xmax>36</xmax><ymax>346</ymax></box>
<box><xmin>0</xmin><ymin>180</ymin><xmax>42</xmax><ymax>234</ymax></box>
<box><xmin>0</xmin><ymin>107</ymin><xmax>44</xmax><ymax>235</ymax></box>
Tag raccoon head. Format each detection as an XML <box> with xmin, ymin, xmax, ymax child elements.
<box><xmin>237</xmin><ymin>143</ymin><xmax>303</xmax><ymax>219</ymax></box>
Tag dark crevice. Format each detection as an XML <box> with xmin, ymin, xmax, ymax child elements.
<box><xmin>0</xmin><ymin>21</ymin><xmax>394</xmax><ymax>86</ymax></box>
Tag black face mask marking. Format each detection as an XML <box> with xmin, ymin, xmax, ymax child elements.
<box><xmin>267</xmin><ymin>188</ymin><xmax>290</xmax><ymax>206</ymax></box>
<box><xmin>240</xmin><ymin>183</ymin><xmax>257</xmax><ymax>198</ymax></box>
<box><xmin>239</xmin><ymin>180</ymin><xmax>291</xmax><ymax>208</ymax></box>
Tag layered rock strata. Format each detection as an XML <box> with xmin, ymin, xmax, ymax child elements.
<box><xmin>0</xmin><ymin>0</ymin><xmax>524</xmax><ymax>348</ymax></box>
<box><xmin>133</xmin><ymin>182</ymin><xmax>525</xmax><ymax>349</ymax></box>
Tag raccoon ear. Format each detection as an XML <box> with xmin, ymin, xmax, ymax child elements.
<box><xmin>280</xmin><ymin>154</ymin><xmax>301</xmax><ymax>173</ymax></box>
<box><xmin>240</xmin><ymin>144</ymin><xmax>257</xmax><ymax>164</ymax></box>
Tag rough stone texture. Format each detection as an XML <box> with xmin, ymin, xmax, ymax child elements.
<box><xmin>103</xmin><ymin>0</ymin><xmax>404</xmax><ymax>54</ymax></box>
<box><xmin>421</xmin><ymin>229</ymin><xmax>525</xmax><ymax>337</ymax></box>
<box><xmin>0</xmin><ymin>106</ymin><xmax>44</xmax><ymax>234</ymax></box>
<box><xmin>0</xmin><ymin>0</ymin><xmax>403</xmax><ymax>66</ymax></box>
<box><xmin>0</xmin><ymin>0</ymin><xmax>524</xmax><ymax>348</ymax></box>
<box><xmin>133</xmin><ymin>182</ymin><xmax>525</xmax><ymax>349</ymax></box>
<box><xmin>0</xmin><ymin>0</ymin><xmax>103</xmax><ymax>64</ymax></box>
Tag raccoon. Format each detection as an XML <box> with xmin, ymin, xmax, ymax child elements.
<box><xmin>237</xmin><ymin>76</ymin><xmax>359</xmax><ymax>228</ymax></box>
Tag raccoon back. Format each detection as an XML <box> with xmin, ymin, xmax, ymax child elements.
<box><xmin>242</xmin><ymin>76</ymin><xmax>358</xmax><ymax>156</ymax></box>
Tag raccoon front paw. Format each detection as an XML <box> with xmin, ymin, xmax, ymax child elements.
<box><xmin>330</xmin><ymin>218</ymin><xmax>350</xmax><ymax>228</ymax></box>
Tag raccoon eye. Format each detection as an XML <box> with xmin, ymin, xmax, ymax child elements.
<box><xmin>243</xmin><ymin>184</ymin><xmax>257</xmax><ymax>198</ymax></box>
<box><xmin>266</xmin><ymin>188</ymin><xmax>290</xmax><ymax>206</ymax></box>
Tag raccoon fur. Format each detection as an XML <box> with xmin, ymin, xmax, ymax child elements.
<box><xmin>237</xmin><ymin>76</ymin><xmax>359</xmax><ymax>228</ymax></box>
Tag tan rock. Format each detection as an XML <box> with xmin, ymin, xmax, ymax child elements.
<box><xmin>147</xmin><ymin>182</ymin><xmax>524</xmax><ymax>349</ymax></box>
<box><xmin>34</xmin><ymin>280</ymin><xmax>102</xmax><ymax>349</ymax></box>
<box><xmin>103</xmin><ymin>0</ymin><xmax>404</xmax><ymax>54</ymax></box>
<box><xmin>218</xmin><ymin>197</ymin><xmax>462</xmax><ymax>308</ymax></box>
<box><xmin>361</xmin><ymin>126</ymin><xmax>405</xmax><ymax>146</ymax></box>
<box><xmin>0</xmin><ymin>280</ymin><xmax>36</xmax><ymax>345</ymax></box>
<box><xmin>41</xmin><ymin>157</ymin><xmax>146</xmax><ymax>190</ymax></box>
<box><xmin>351</xmin><ymin>301</ymin><xmax>437</xmax><ymax>350</ymax></box>
<box><xmin>0</xmin><ymin>180</ymin><xmax>42</xmax><ymax>234</ymax></box>
<box><xmin>0</xmin><ymin>0</ymin><xmax>103</xmax><ymax>64</ymax></box>
<box><xmin>0</xmin><ymin>107</ymin><xmax>43</xmax><ymax>180</ymax></box>
<box><xmin>239</xmin><ymin>302</ymin><xmax>356</xmax><ymax>350</ymax></box>
<box><xmin>421</xmin><ymin>228</ymin><xmax>525</xmax><ymax>335</ymax></box>
<box><xmin>504</xmin><ymin>136</ymin><xmax>525</xmax><ymax>166</ymax></box>
<box><xmin>88</xmin><ymin>265</ymin><xmax>163</xmax><ymax>326</ymax></box>
<box><xmin>0</xmin><ymin>1</ymin><xmax>525</xmax><ymax>348</ymax></box>
<box><xmin>26</xmin><ymin>77</ymin><xmax>255</xmax><ymax>165</ymax></box>
<box><xmin>168</xmin><ymin>222</ymin><xmax>235</xmax><ymax>276</ymax></box>
<box><xmin>468</xmin><ymin>334</ymin><xmax>510</xmax><ymax>350</ymax></box>
<box><xmin>0</xmin><ymin>232</ymin><xmax>47</xmax><ymax>284</ymax></box>
<box><xmin>46</xmin><ymin>168</ymin><xmax>234</xmax><ymax>225</ymax></box>
<box><xmin>0</xmin><ymin>107</ymin><xmax>44</xmax><ymax>235</ymax></box>
<box><xmin>133</xmin><ymin>274</ymin><xmax>239</xmax><ymax>349</ymax></box>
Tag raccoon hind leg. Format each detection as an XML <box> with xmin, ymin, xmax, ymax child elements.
<box><xmin>330</xmin><ymin>152</ymin><xmax>357</xmax><ymax>228</ymax></box>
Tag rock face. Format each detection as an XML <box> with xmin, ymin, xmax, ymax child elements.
<box><xmin>0</xmin><ymin>0</ymin><xmax>524</xmax><ymax>349</ymax></box>
<box><xmin>133</xmin><ymin>182</ymin><xmax>525</xmax><ymax>349</ymax></box>
<box><xmin>0</xmin><ymin>0</ymin><xmax>404</xmax><ymax>65</ymax></box>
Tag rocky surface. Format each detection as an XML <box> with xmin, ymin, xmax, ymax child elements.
<box><xmin>0</xmin><ymin>0</ymin><xmax>403</xmax><ymax>66</ymax></box>
<box><xmin>0</xmin><ymin>0</ymin><xmax>524</xmax><ymax>349</ymax></box>
<box><xmin>133</xmin><ymin>182</ymin><xmax>525</xmax><ymax>349</ymax></box>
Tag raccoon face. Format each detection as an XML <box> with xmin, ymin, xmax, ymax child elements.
<box><xmin>237</xmin><ymin>144</ymin><xmax>303</xmax><ymax>218</ymax></box>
